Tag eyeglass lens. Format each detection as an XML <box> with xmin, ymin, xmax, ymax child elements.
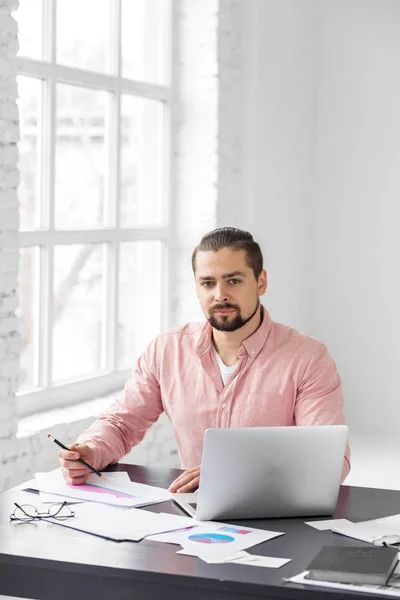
<box><xmin>12</xmin><ymin>504</ymin><xmax>39</xmax><ymax>521</ymax></box>
<box><xmin>48</xmin><ymin>503</ymin><xmax>74</xmax><ymax>520</ymax></box>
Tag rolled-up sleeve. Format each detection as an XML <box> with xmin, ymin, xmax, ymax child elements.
<box><xmin>295</xmin><ymin>345</ymin><xmax>351</xmax><ymax>482</ymax></box>
<box><xmin>76</xmin><ymin>339</ymin><xmax>163</xmax><ymax>471</ymax></box>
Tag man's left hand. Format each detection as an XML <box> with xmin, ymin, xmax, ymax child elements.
<box><xmin>168</xmin><ymin>466</ymin><xmax>201</xmax><ymax>493</ymax></box>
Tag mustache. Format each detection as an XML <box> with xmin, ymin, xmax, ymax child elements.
<box><xmin>210</xmin><ymin>303</ymin><xmax>240</xmax><ymax>313</ymax></box>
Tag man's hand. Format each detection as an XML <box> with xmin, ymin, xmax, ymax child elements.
<box><xmin>58</xmin><ymin>443</ymin><xmax>95</xmax><ymax>486</ymax></box>
<box><xmin>168</xmin><ymin>466</ymin><xmax>201</xmax><ymax>493</ymax></box>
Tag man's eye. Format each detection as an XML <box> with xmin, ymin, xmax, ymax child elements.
<box><xmin>201</xmin><ymin>281</ymin><xmax>214</xmax><ymax>287</ymax></box>
<box><xmin>229</xmin><ymin>279</ymin><xmax>241</xmax><ymax>284</ymax></box>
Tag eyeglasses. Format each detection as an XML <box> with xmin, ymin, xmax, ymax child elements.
<box><xmin>373</xmin><ymin>534</ymin><xmax>400</xmax><ymax>548</ymax></box>
<box><xmin>10</xmin><ymin>501</ymin><xmax>75</xmax><ymax>522</ymax></box>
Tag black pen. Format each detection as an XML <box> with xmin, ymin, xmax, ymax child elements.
<box><xmin>47</xmin><ymin>433</ymin><xmax>108</xmax><ymax>481</ymax></box>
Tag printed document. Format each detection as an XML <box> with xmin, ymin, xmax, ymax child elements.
<box><xmin>46</xmin><ymin>503</ymin><xmax>194</xmax><ymax>542</ymax></box>
<box><xmin>35</xmin><ymin>469</ymin><xmax>171</xmax><ymax>507</ymax></box>
<box><xmin>147</xmin><ymin>520</ymin><xmax>284</xmax><ymax>554</ymax></box>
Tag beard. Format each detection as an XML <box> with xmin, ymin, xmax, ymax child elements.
<box><xmin>208</xmin><ymin>298</ymin><xmax>260</xmax><ymax>332</ymax></box>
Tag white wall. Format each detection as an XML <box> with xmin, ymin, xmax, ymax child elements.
<box><xmin>248</xmin><ymin>0</ymin><xmax>400</xmax><ymax>437</ymax></box>
<box><xmin>171</xmin><ymin>0</ymin><xmax>218</xmax><ymax>326</ymax></box>
<box><xmin>244</xmin><ymin>0</ymin><xmax>317</xmax><ymax>333</ymax></box>
<box><xmin>311</xmin><ymin>0</ymin><xmax>400</xmax><ymax>436</ymax></box>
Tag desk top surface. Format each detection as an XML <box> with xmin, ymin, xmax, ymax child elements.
<box><xmin>0</xmin><ymin>463</ymin><xmax>399</xmax><ymax>600</ymax></box>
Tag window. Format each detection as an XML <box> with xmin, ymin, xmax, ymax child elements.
<box><xmin>16</xmin><ymin>0</ymin><xmax>171</xmax><ymax>417</ymax></box>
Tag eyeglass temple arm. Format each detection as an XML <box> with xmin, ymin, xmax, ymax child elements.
<box><xmin>14</xmin><ymin>502</ymin><xmax>31</xmax><ymax>517</ymax></box>
<box><xmin>51</xmin><ymin>501</ymin><xmax>68</xmax><ymax>516</ymax></box>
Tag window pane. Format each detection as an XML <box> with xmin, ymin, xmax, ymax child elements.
<box><xmin>18</xmin><ymin>247</ymin><xmax>40</xmax><ymax>390</ymax></box>
<box><xmin>121</xmin><ymin>0</ymin><xmax>169</xmax><ymax>84</ymax></box>
<box><xmin>120</xmin><ymin>96</ymin><xmax>164</xmax><ymax>226</ymax></box>
<box><xmin>56</xmin><ymin>0</ymin><xmax>110</xmax><ymax>73</ymax></box>
<box><xmin>53</xmin><ymin>244</ymin><xmax>105</xmax><ymax>382</ymax></box>
<box><xmin>55</xmin><ymin>85</ymin><xmax>107</xmax><ymax>229</ymax></box>
<box><xmin>18</xmin><ymin>76</ymin><xmax>42</xmax><ymax>230</ymax></box>
<box><xmin>118</xmin><ymin>241</ymin><xmax>162</xmax><ymax>369</ymax></box>
<box><xmin>17</xmin><ymin>0</ymin><xmax>43</xmax><ymax>60</ymax></box>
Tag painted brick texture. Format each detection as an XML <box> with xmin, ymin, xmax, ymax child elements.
<box><xmin>0</xmin><ymin>1</ymin><xmax>19</xmax><ymax>461</ymax></box>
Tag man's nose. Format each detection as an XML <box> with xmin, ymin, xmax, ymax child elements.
<box><xmin>214</xmin><ymin>284</ymin><xmax>229</xmax><ymax>303</ymax></box>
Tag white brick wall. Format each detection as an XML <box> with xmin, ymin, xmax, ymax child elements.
<box><xmin>0</xmin><ymin>0</ymin><xmax>247</xmax><ymax>492</ymax></box>
<box><xmin>170</xmin><ymin>0</ymin><xmax>219</xmax><ymax>325</ymax></box>
<box><xmin>0</xmin><ymin>0</ymin><xmax>20</xmax><ymax>479</ymax></box>
<box><xmin>170</xmin><ymin>0</ymin><xmax>246</xmax><ymax>324</ymax></box>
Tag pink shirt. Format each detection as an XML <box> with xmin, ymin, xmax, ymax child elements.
<box><xmin>77</xmin><ymin>307</ymin><xmax>351</xmax><ymax>480</ymax></box>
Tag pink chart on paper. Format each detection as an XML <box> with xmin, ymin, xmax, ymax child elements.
<box><xmin>66</xmin><ymin>483</ymin><xmax>136</xmax><ymax>498</ymax></box>
<box><xmin>188</xmin><ymin>533</ymin><xmax>235</xmax><ymax>544</ymax></box>
<box><xmin>218</xmin><ymin>526</ymin><xmax>251</xmax><ymax>535</ymax></box>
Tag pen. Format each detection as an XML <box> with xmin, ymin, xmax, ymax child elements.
<box><xmin>47</xmin><ymin>433</ymin><xmax>107</xmax><ymax>481</ymax></box>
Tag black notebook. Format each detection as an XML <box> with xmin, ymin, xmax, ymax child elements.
<box><xmin>306</xmin><ymin>545</ymin><xmax>398</xmax><ymax>585</ymax></box>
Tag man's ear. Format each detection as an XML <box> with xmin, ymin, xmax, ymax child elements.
<box><xmin>258</xmin><ymin>270</ymin><xmax>267</xmax><ymax>295</ymax></box>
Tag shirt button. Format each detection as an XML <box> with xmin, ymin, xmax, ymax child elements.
<box><xmin>221</xmin><ymin>403</ymin><xmax>227</xmax><ymax>409</ymax></box>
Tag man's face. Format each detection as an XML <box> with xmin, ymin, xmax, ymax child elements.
<box><xmin>194</xmin><ymin>248</ymin><xmax>267</xmax><ymax>332</ymax></box>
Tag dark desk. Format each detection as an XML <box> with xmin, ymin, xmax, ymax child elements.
<box><xmin>0</xmin><ymin>463</ymin><xmax>398</xmax><ymax>600</ymax></box>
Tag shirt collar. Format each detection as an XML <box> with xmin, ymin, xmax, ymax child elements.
<box><xmin>195</xmin><ymin>305</ymin><xmax>272</xmax><ymax>358</ymax></box>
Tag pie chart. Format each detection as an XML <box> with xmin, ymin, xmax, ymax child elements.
<box><xmin>188</xmin><ymin>532</ymin><xmax>235</xmax><ymax>544</ymax></box>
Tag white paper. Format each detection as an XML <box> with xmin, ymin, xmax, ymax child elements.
<box><xmin>177</xmin><ymin>543</ymin><xmax>291</xmax><ymax>569</ymax></box>
<box><xmin>35</xmin><ymin>469</ymin><xmax>171</xmax><ymax>507</ymax></box>
<box><xmin>148</xmin><ymin>512</ymin><xmax>197</xmax><ymax>536</ymax></box>
<box><xmin>331</xmin><ymin>514</ymin><xmax>400</xmax><ymax>544</ymax></box>
<box><xmin>285</xmin><ymin>570</ymin><xmax>400</xmax><ymax>598</ymax></box>
<box><xmin>47</xmin><ymin>503</ymin><xmax>150</xmax><ymax>540</ymax></box>
<box><xmin>177</xmin><ymin>543</ymin><xmax>290</xmax><ymax>567</ymax></box>
<box><xmin>178</xmin><ymin>542</ymin><xmax>249</xmax><ymax>561</ymax></box>
<box><xmin>171</xmin><ymin>491</ymin><xmax>198</xmax><ymax>516</ymax></box>
<box><xmin>205</xmin><ymin>551</ymin><xmax>255</xmax><ymax>564</ymax></box>
<box><xmin>305</xmin><ymin>518</ymin><xmax>353</xmax><ymax>531</ymax></box>
<box><xmin>20</xmin><ymin>477</ymin><xmax>40</xmax><ymax>490</ymax></box>
<box><xmin>34</xmin><ymin>472</ymin><xmax>130</xmax><ymax>504</ymax></box>
<box><xmin>38</xmin><ymin>472</ymin><xmax>132</xmax><ymax>505</ymax></box>
<box><xmin>11</xmin><ymin>491</ymin><xmax>64</xmax><ymax>512</ymax></box>
<box><xmin>233</xmin><ymin>555</ymin><xmax>291</xmax><ymax>568</ymax></box>
<box><xmin>46</xmin><ymin>503</ymin><xmax>195</xmax><ymax>542</ymax></box>
<box><xmin>177</xmin><ymin>549</ymin><xmax>252</xmax><ymax>564</ymax></box>
<box><xmin>39</xmin><ymin>492</ymin><xmax>86</xmax><ymax>505</ymax></box>
<box><xmin>147</xmin><ymin>527</ymin><xmax>196</xmax><ymax>545</ymax></box>
<box><xmin>148</xmin><ymin>521</ymin><xmax>284</xmax><ymax>555</ymax></box>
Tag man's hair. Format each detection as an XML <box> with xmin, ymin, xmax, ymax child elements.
<box><xmin>192</xmin><ymin>227</ymin><xmax>264</xmax><ymax>279</ymax></box>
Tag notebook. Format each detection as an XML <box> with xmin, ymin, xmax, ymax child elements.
<box><xmin>306</xmin><ymin>545</ymin><xmax>398</xmax><ymax>585</ymax></box>
<box><xmin>332</xmin><ymin>514</ymin><xmax>400</xmax><ymax>545</ymax></box>
<box><xmin>286</xmin><ymin>566</ymin><xmax>400</xmax><ymax>597</ymax></box>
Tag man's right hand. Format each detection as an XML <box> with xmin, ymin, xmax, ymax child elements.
<box><xmin>58</xmin><ymin>443</ymin><xmax>95</xmax><ymax>486</ymax></box>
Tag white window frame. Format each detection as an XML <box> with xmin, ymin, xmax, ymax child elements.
<box><xmin>17</xmin><ymin>0</ymin><xmax>172</xmax><ymax>418</ymax></box>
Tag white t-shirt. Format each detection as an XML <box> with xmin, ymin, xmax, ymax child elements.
<box><xmin>212</xmin><ymin>344</ymin><xmax>238</xmax><ymax>386</ymax></box>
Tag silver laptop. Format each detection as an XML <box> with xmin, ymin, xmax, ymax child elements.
<box><xmin>172</xmin><ymin>425</ymin><xmax>348</xmax><ymax>520</ymax></box>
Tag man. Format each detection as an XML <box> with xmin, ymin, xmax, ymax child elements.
<box><xmin>59</xmin><ymin>227</ymin><xmax>351</xmax><ymax>491</ymax></box>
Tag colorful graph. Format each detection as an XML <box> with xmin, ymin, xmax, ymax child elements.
<box><xmin>188</xmin><ymin>532</ymin><xmax>235</xmax><ymax>544</ymax></box>
<box><xmin>218</xmin><ymin>526</ymin><xmax>251</xmax><ymax>535</ymax></box>
<box><xmin>66</xmin><ymin>483</ymin><xmax>135</xmax><ymax>498</ymax></box>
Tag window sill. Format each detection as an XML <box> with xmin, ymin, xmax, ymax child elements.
<box><xmin>17</xmin><ymin>392</ymin><xmax>120</xmax><ymax>438</ymax></box>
